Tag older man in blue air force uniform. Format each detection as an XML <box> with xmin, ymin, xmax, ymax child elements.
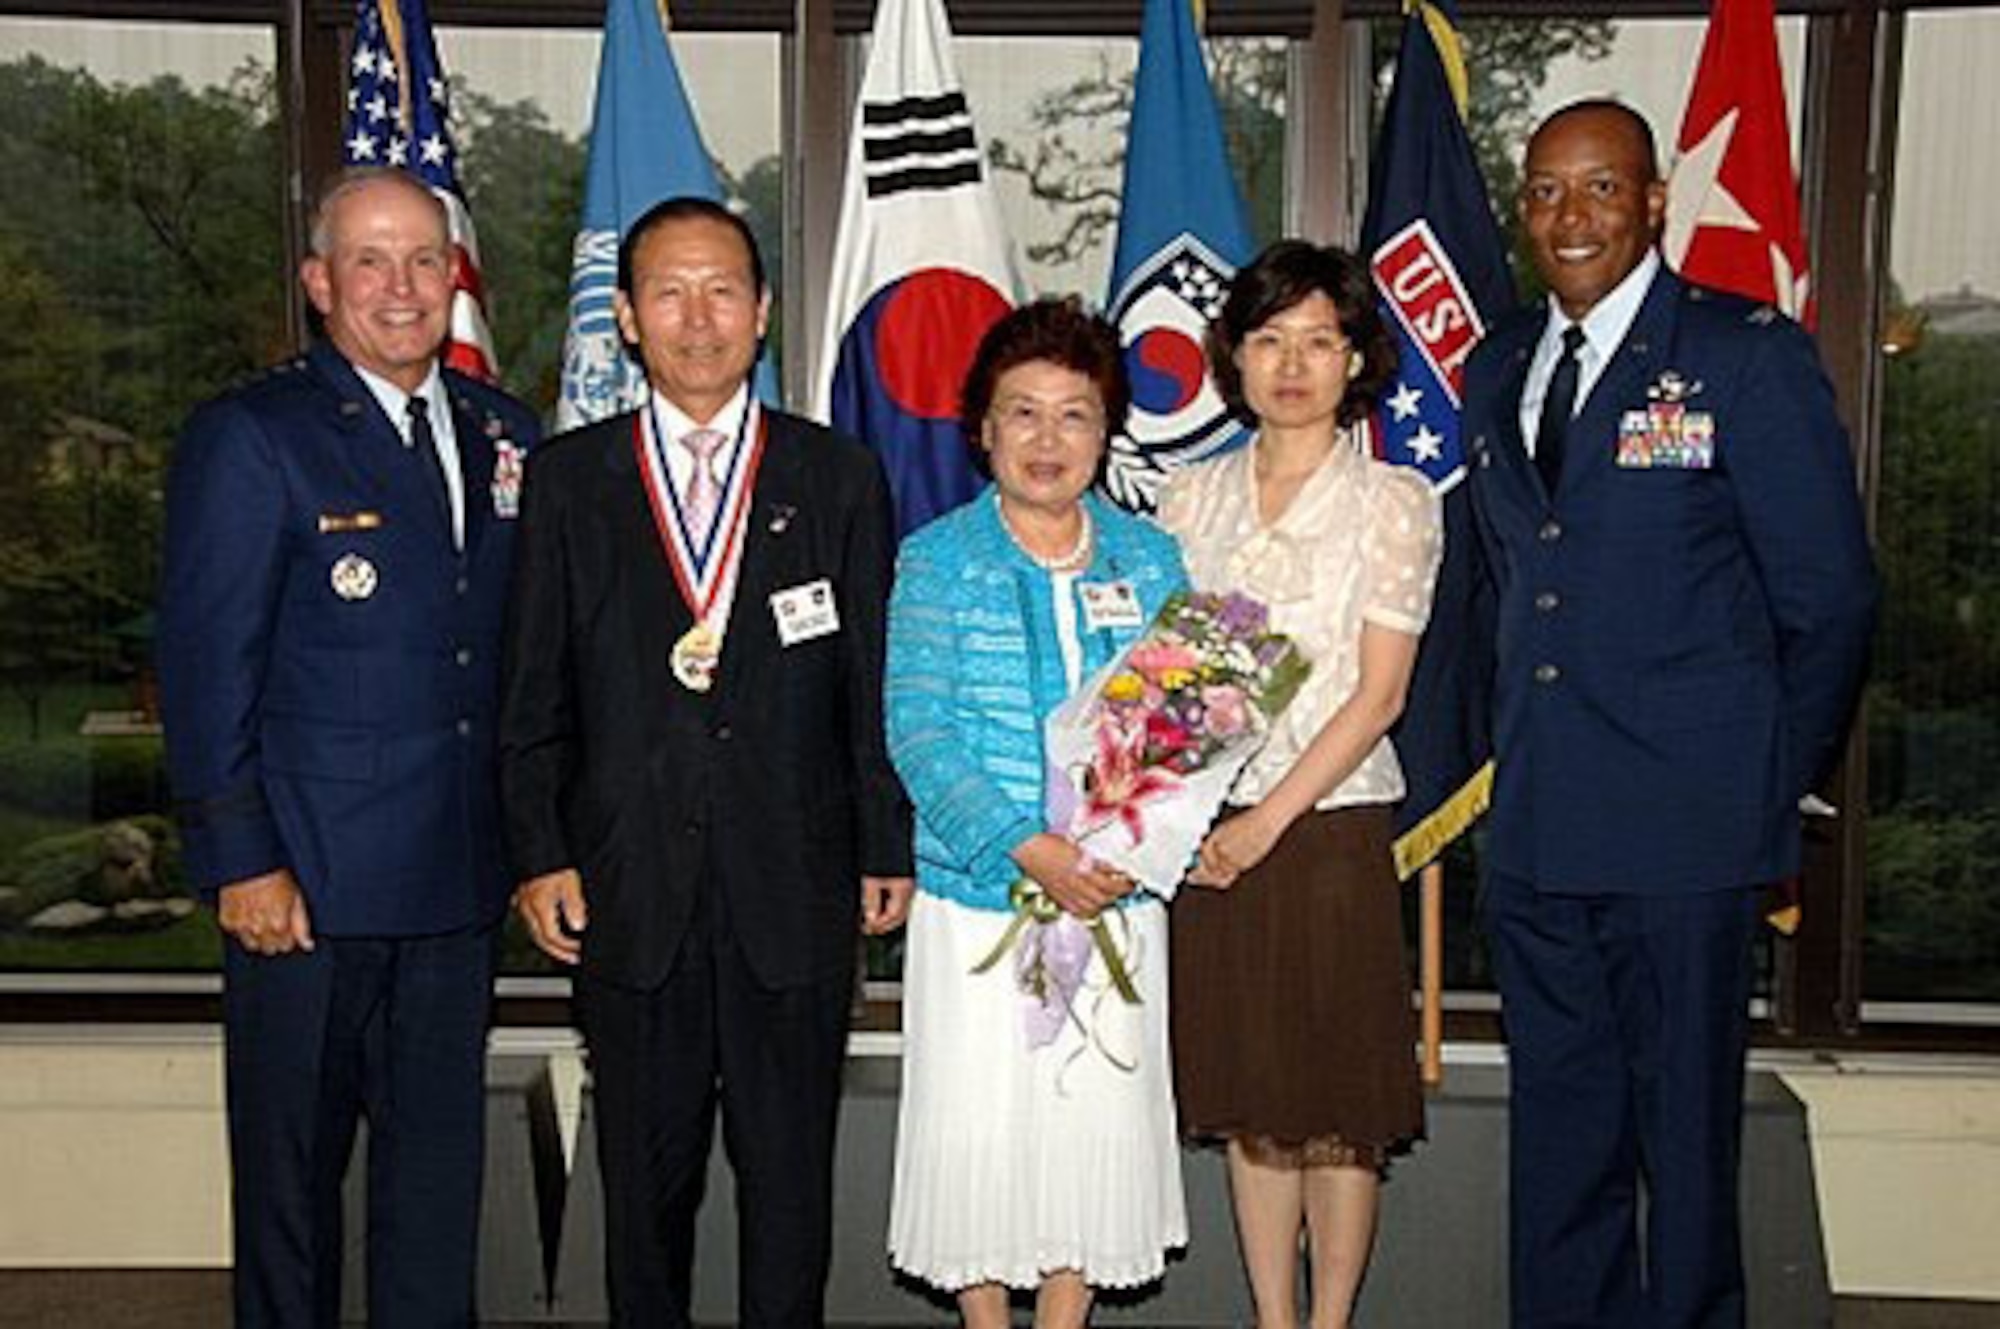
<box><xmin>1460</xmin><ymin>102</ymin><xmax>1877</xmax><ymax>1329</ymax></box>
<box><xmin>157</xmin><ymin>166</ymin><xmax>540</xmax><ymax>1328</ymax></box>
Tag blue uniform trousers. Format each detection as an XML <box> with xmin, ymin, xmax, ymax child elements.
<box><xmin>222</xmin><ymin>925</ymin><xmax>497</xmax><ymax>1328</ymax></box>
<box><xmin>1482</xmin><ymin>871</ymin><xmax>1762</xmax><ymax>1329</ymax></box>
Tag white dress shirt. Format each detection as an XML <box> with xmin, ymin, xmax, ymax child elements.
<box><xmin>1517</xmin><ymin>249</ymin><xmax>1661</xmax><ymax>457</ymax></box>
<box><xmin>354</xmin><ymin>361</ymin><xmax>464</xmax><ymax>549</ymax></box>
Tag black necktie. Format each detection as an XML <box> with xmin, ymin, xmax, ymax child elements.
<box><xmin>1535</xmin><ymin>324</ymin><xmax>1587</xmax><ymax>495</ymax></box>
<box><xmin>406</xmin><ymin>394</ymin><xmax>454</xmax><ymax>535</ymax></box>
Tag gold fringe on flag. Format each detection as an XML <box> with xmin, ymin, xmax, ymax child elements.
<box><xmin>1392</xmin><ymin>759</ymin><xmax>1492</xmax><ymax>882</ymax></box>
<box><xmin>1410</xmin><ymin>0</ymin><xmax>1471</xmax><ymax>121</ymax></box>
<box><xmin>377</xmin><ymin>0</ymin><xmax>413</xmax><ymax>137</ymax></box>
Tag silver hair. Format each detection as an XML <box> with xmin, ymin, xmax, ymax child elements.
<box><xmin>307</xmin><ymin>166</ymin><xmax>448</xmax><ymax>257</ymax></box>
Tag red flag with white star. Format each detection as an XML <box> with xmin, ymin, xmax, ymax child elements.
<box><xmin>1665</xmin><ymin>0</ymin><xmax>1812</xmax><ymax>325</ymax></box>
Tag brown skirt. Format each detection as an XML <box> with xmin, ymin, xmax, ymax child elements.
<box><xmin>1170</xmin><ymin>804</ymin><xmax>1423</xmax><ymax>1163</ymax></box>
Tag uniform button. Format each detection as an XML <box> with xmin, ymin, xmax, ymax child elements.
<box><xmin>454</xmin><ymin>576</ymin><xmax>469</xmax><ymax>595</ymax></box>
<box><xmin>455</xmin><ymin>647</ymin><xmax>473</xmax><ymax>666</ymax></box>
<box><xmin>712</xmin><ymin>723</ymin><xmax>732</xmax><ymax>742</ymax></box>
<box><xmin>1533</xmin><ymin>663</ymin><xmax>1560</xmax><ymax>684</ymax></box>
<box><xmin>1538</xmin><ymin>520</ymin><xmax>1563</xmax><ymax>543</ymax></box>
<box><xmin>1534</xmin><ymin>591</ymin><xmax>1560</xmax><ymax>613</ymax></box>
<box><xmin>456</xmin><ymin>718</ymin><xmax>472</xmax><ymax>736</ymax></box>
<box><xmin>684</xmin><ymin>822</ymin><xmax>701</xmax><ymax>837</ymax></box>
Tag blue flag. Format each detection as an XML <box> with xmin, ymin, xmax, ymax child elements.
<box><xmin>557</xmin><ymin>0</ymin><xmax>771</xmax><ymax>429</ymax></box>
<box><xmin>342</xmin><ymin>0</ymin><xmax>496</xmax><ymax>380</ymax></box>
<box><xmin>1360</xmin><ymin>0</ymin><xmax>1518</xmax><ymax>876</ymax></box>
<box><xmin>1101</xmin><ymin>0</ymin><xmax>1256</xmax><ymax>512</ymax></box>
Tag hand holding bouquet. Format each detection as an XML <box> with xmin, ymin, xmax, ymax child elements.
<box><xmin>1045</xmin><ymin>589</ymin><xmax>1311</xmax><ymax>898</ymax></box>
<box><xmin>978</xmin><ymin>590</ymin><xmax>1311</xmax><ymax>1057</ymax></box>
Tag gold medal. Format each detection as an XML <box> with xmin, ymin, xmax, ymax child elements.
<box><xmin>670</xmin><ymin>622</ymin><xmax>722</xmax><ymax>693</ymax></box>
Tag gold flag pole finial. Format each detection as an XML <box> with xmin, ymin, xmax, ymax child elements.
<box><xmin>657</xmin><ymin>0</ymin><xmax>674</xmax><ymax>33</ymax></box>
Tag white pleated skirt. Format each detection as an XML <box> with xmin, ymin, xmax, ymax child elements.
<box><xmin>888</xmin><ymin>890</ymin><xmax>1188</xmax><ymax>1293</ymax></box>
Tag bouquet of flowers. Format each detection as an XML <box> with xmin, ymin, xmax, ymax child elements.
<box><xmin>977</xmin><ymin>590</ymin><xmax>1311</xmax><ymax>1055</ymax></box>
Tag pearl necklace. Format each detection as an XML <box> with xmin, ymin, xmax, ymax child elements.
<box><xmin>995</xmin><ymin>494</ymin><xmax>1094</xmax><ymax>572</ymax></box>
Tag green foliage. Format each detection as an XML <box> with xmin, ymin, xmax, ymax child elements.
<box><xmin>1874</xmin><ymin>333</ymin><xmax>2000</xmax><ymax>711</ymax></box>
<box><xmin>0</xmin><ymin>54</ymin><xmax>279</xmax><ymax>743</ymax></box>
<box><xmin>453</xmin><ymin>87</ymin><xmax>587</xmax><ymax>413</ymax></box>
<box><xmin>1864</xmin><ymin>803</ymin><xmax>2000</xmax><ymax>998</ymax></box>
<box><xmin>0</xmin><ymin>913</ymin><xmax>219</xmax><ymax>971</ymax></box>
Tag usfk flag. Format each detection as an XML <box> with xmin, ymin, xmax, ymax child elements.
<box><xmin>1101</xmin><ymin>0</ymin><xmax>1255</xmax><ymax>513</ymax></box>
<box><xmin>815</xmin><ymin>0</ymin><xmax>1020</xmax><ymax>537</ymax></box>
<box><xmin>1359</xmin><ymin>0</ymin><xmax>1516</xmax><ymax>876</ymax></box>
<box><xmin>342</xmin><ymin>0</ymin><xmax>496</xmax><ymax>381</ymax></box>
<box><xmin>1666</xmin><ymin>0</ymin><xmax>1812</xmax><ymax>323</ymax></box>
<box><xmin>558</xmin><ymin>0</ymin><xmax>759</xmax><ymax>429</ymax></box>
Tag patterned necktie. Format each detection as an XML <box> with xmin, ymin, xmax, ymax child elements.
<box><xmin>407</xmin><ymin>395</ymin><xmax>454</xmax><ymax>534</ymax></box>
<box><xmin>680</xmin><ymin>427</ymin><xmax>728</xmax><ymax>549</ymax></box>
<box><xmin>1535</xmin><ymin>324</ymin><xmax>1588</xmax><ymax>495</ymax></box>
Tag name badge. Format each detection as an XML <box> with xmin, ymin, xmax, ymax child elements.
<box><xmin>1079</xmin><ymin>580</ymin><xmax>1144</xmax><ymax>633</ymax></box>
<box><xmin>771</xmin><ymin>578</ymin><xmax>840</xmax><ymax>647</ymax></box>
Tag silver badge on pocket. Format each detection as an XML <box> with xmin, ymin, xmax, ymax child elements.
<box><xmin>329</xmin><ymin>552</ymin><xmax>378</xmax><ymax>602</ymax></box>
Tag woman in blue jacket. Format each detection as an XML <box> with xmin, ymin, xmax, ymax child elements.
<box><xmin>884</xmin><ymin>299</ymin><xmax>1188</xmax><ymax>1328</ymax></box>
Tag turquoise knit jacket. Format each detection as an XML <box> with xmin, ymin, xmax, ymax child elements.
<box><xmin>885</xmin><ymin>486</ymin><xmax>1188</xmax><ymax>912</ymax></box>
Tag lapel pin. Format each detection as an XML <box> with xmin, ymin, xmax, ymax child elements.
<box><xmin>769</xmin><ymin>503</ymin><xmax>797</xmax><ymax>535</ymax></box>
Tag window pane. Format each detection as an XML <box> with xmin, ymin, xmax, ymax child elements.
<box><xmin>961</xmin><ymin>35</ymin><xmax>1287</xmax><ymax>299</ymax></box>
<box><xmin>0</xmin><ymin>18</ymin><xmax>284</xmax><ymax>973</ymax></box>
<box><xmin>441</xmin><ymin>27</ymin><xmax>783</xmax><ymax>415</ymax></box>
<box><xmin>1865</xmin><ymin>8</ymin><xmax>2000</xmax><ymax>1005</ymax></box>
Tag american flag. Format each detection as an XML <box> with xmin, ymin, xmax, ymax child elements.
<box><xmin>341</xmin><ymin>0</ymin><xmax>498</xmax><ymax>381</ymax></box>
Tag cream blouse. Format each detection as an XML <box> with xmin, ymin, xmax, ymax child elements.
<box><xmin>1156</xmin><ymin>433</ymin><xmax>1443</xmax><ymax>810</ymax></box>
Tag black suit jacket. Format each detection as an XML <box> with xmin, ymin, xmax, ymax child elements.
<box><xmin>497</xmin><ymin>406</ymin><xmax>914</xmax><ymax>990</ymax></box>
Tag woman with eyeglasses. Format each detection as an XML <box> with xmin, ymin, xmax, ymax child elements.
<box><xmin>1159</xmin><ymin>241</ymin><xmax>1442</xmax><ymax>1329</ymax></box>
<box><xmin>883</xmin><ymin>298</ymin><xmax>1189</xmax><ymax>1328</ymax></box>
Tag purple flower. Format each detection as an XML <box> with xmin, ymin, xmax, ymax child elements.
<box><xmin>1216</xmin><ymin>592</ymin><xmax>1268</xmax><ymax>636</ymax></box>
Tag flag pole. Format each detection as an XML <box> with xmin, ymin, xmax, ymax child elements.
<box><xmin>1420</xmin><ymin>860</ymin><xmax>1444</xmax><ymax>1087</ymax></box>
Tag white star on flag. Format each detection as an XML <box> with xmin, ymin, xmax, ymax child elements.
<box><xmin>1666</xmin><ymin>110</ymin><xmax>1760</xmax><ymax>260</ymax></box>
<box><xmin>365</xmin><ymin>93</ymin><xmax>388</xmax><ymax>123</ymax></box>
<box><xmin>1387</xmin><ymin>381</ymin><xmax>1423</xmax><ymax>422</ymax></box>
<box><xmin>1407</xmin><ymin>425</ymin><xmax>1444</xmax><ymax>464</ymax></box>
<box><xmin>351</xmin><ymin>46</ymin><xmax>376</xmax><ymax>77</ymax></box>
<box><xmin>387</xmin><ymin>136</ymin><xmax>409</xmax><ymax>166</ymax></box>
<box><xmin>346</xmin><ymin>129</ymin><xmax>378</xmax><ymax>160</ymax></box>
<box><xmin>420</xmin><ymin>134</ymin><xmax>447</xmax><ymax>165</ymax></box>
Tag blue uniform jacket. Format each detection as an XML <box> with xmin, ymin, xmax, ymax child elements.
<box><xmin>1462</xmin><ymin>268</ymin><xmax>1877</xmax><ymax>893</ymax></box>
<box><xmin>158</xmin><ymin>341</ymin><xmax>541</xmax><ymax>935</ymax></box>
<box><xmin>885</xmin><ymin>489</ymin><xmax>1187</xmax><ymax>911</ymax></box>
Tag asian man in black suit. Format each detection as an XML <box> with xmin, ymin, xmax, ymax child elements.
<box><xmin>498</xmin><ymin>196</ymin><xmax>914</xmax><ymax>1328</ymax></box>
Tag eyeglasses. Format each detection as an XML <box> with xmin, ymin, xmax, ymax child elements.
<box><xmin>990</xmin><ymin>396</ymin><xmax>1106</xmax><ymax>442</ymax></box>
<box><xmin>1240</xmin><ymin>328</ymin><xmax>1352</xmax><ymax>361</ymax></box>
